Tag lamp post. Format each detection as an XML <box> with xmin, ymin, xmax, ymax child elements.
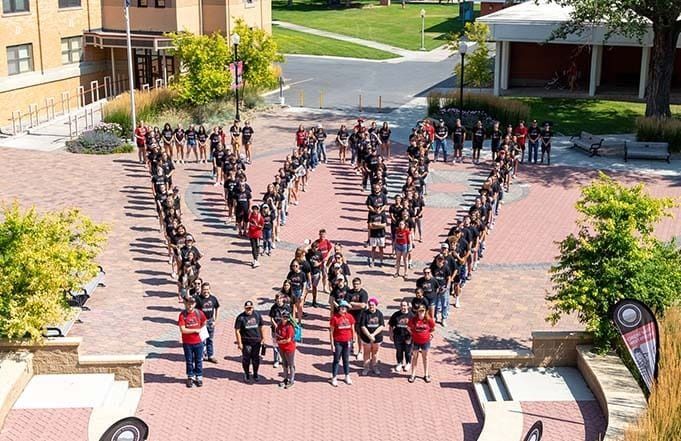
<box><xmin>458</xmin><ymin>41</ymin><xmax>468</xmax><ymax>123</ymax></box>
<box><xmin>231</xmin><ymin>32</ymin><xmax>241</xmax><ymax>122</ymax></box>
<box><xmin>420</xmin><ymin>9</ymin><xmax>426</xmax><ymax>51</ymax></box>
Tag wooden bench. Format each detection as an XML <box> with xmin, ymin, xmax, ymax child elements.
<box><xmin>67</xmin><ymin>265</ymin><xmax>106</xmax><ymax>309</ymax></box>
<box><xmin>625</xmin><ymin>141</ymin><xmax>671</xmax><ymax>163</ymax></box>
<box><xmin>570</xmin><ymin>131</ymin><xmax>604</xmax><ymax>156</ymax></box>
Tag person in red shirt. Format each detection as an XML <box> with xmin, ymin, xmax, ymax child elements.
<box><xmin>329</xmin><ymin>300</ymin><xmax>356</xmax><ymax>387</ymax></box>
<box><xmin>134</xmin><ymin>121</ymin><xmax>147</xmax><ymax>164</ymax></box>
<box><xmin>514</xmin><ymin>121</ymin><xmax>528</xmax><ymax>164</ymax></box>
<box><xmin>247</xmin><ymin>205</ymin><xmax>264</xmax><ymax>268</ymax></box>
<box><xmin>312</xmin><ymin>228</ymin><xmax>334</xmax><ymax>292</ymax></box>
<box><xmin>393</xmin><ymin>219</ymin><xmax>412</xmax><ymax>279</ymax></box>
<box><xmin>407</xmin><ymin>305</ymin><xmax>435</xmax><ymax>383</ymax></box>
<box><xmin>295</xmin><ymin>124</ymin><xmax>306</xmax><ymax>148</ymax></box>
<box><xmin>275</xmin><ymin>315</ymin><xmax>296</xmax><ymax>389</ymax></box>
<box><xmin>424</xmin><ymin>120</ymin><xmax>435</xmax><ymax>156</ymax></box>
<box><xmin>178</xmin><ymin>297</ymin><xmax>207</xmax><ymax>388</ymax></box>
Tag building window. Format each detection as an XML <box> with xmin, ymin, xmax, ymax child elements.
<box><xmin>61</xmin><ymin>36</ymin><xmax>82</xmax><ymax>65</ymax></box>
<box><xmin>155</xmin><ymin>0</ymin><xmax>165</xmax><ymax>7</ymax></box>
<box><xmin>3</xmin><ymin>0</ymin><xmax>30</xmax><ymax>14</ymax></box>
<box><xmin>138</xmin><ymin>0</ymin><xmax>147</xmax><ymax>7</ymax></box>
<box><xmin>7</xmin><ymin>44</ymin><xmax>33</xmax><ymax>75</ymax></box>
<box><xmin>58</xmin><ymin>0</ymin><xmax>81</xmax><ymax>8</ymax></box>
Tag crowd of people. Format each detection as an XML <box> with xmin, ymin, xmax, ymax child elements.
<box><xmin>166</xmin><ymin>114</ymin><xmax>531</xmax><ymax>389</ymax></box>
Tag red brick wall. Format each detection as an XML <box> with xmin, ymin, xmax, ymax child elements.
<box><xmin>509</xmin><ymin>42</ymin><xmax>590</xmax><ymax>89</ymax></box>
<box><xmin>480</xmin><ymin>2</ymin><xmax>505</xmax><ymax>16</ymax></box>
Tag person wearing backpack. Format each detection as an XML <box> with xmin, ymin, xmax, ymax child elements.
<box><xmin>269</xmin><ymin>293</ymin><xmax>291</xmax><ymax>369</ymax></box>
<box><xmin>275</xmin><ymin>315</ymin><xmax>297</xmax><ymax>389</ymax></box>
<box><xmin>178</xmin><ymin>297</ymin><xmax>207</xmax><ymax>388</ymax></box>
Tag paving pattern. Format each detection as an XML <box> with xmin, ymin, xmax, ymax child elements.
<box><xmin>1</xmin><ymin>107</ymin><xmax>680</xmax><ymax>441</ymax></box>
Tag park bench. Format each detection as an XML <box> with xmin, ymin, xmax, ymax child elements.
<box><xmin>67</xmin><ymin>265</ymin><xmax>106</xmax><ymax>309</ymax></box>
<box><xmin>624</xmin><ymin>141</ymin><xmax>671</xmax><ymax>163</ymax></box>
<box><xmin>570</xmin><ymin>131</ymin><xmax>604</xmax><ymax>156</ymax></box>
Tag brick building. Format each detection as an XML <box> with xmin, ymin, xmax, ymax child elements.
<box><xmin>0</xmin><ymin>0</ymin><xmax>271</xmax><ymax>131</ymax></box>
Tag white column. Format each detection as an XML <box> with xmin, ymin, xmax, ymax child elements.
<box><xmin>494</xmin><ymin>41</ymin><xmax>502</xmax><ymax>96</ymax></box>
<box><xmin>596</xmin><ymin>45</ymin><xmax>603</xmax><ymax>86</ymax></box>
<box><xmin>500</xmin><ymin>41</ymin><xmax>510</xmax><ymax>90</ymax></box>
<box><xmin>589</xmin><ymin>44</ymin><xmax>601</xmax><ymax>97</ymax></box>
<box><xmin>162</xmin><ymin>52</ymin><xmax>168</xmax><ymax>86</ymax></box>
<box><xmin>639</xmin><ymin>46</ymin><xmax>651</xmax><ymax>99</ymax></box>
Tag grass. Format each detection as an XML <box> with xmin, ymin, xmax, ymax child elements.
<box><xmin>273</xmin><ymin>25</ymin><xmax>396</xmax><ymax>60</ymax></box>
<box><xmin>512</xmin><ymin>97</ymin><xmax>681</xmax><ymax>135</ymax></box>
<box><xmin>624</xmin><ymin>307</ymin><xmax>681</xmax><ymax>441</ymax></box>
<box><xmin>273</xmin><ymin>0</ymin><xmax>470</xmax><ymax>51</ymax></box>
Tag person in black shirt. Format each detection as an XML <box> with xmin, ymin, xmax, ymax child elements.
<box><xmin>430</xmin><ymin>255</ymin><xmax>452</xmax><ymax>327</ymax></box>
<box><xmin>197</xmin><ymin>125</ymin><xmax>208</xmax><ymax>163</ymax></box>
<box><xmin>162</xmin><ymin>123</ymin><xmax>174</xmax><ymax>159</ymax></box>
<box><xmin>241</xmin><ymin>120</ymin><xmax>254</xmax><ymax>164</ymax></box>
<box><xmin>379</xmin><ymin>122</ymin><xmax>392</xmax><ymax>159</ymax></box>
<box><xmin>268</xmin><ymin>292</ymin><xmax>291</xmax><ymax>369</ymax></box>
<box><xmin>411</xmin><ymin>287</ymin><xmax>430</xmax><ymax>314</ymax></box>
<box><xmin>389</xmin><ymin>300</ymin><xmax>414</xmax><ymax>372</ymax></box>
<box><xmin>347</xmin><ymin>277</ymin><xmax>369</xmax><ymax>357</ymax></box>
<box><xmin>314</xmin><ymin>123</ymin><xmax>328</xmax><ymax>164</ymax></box>
<box><xmin>452</xmin><ymin>119</ymin><xmax>466</xmax><ymax>163</ymax></box>
<box><xmin>234</xmin><ymin>181</ymin><xmax>252</xmax><ymax>236</ymax></box>
<box><xmin>186</xmin><ymin>125</ymin><xmax>198</xmax><ymax>163</ymax></box>
<box><xmin>209</xmin><ymin>127</ymin><xmax>221</xmax><ymax>172</ymax></box>
<box><xmin>527</xmin><ymin>120</ymin><xmax>541</xmax><ymax>164</ymax></box>
<box><xmin>336</xmin><ymin>124</ymin><xmax>350</xmax><ymax>163</ymax></box>
<box><xmin>212</xmin><ymin>144</ymin><xmax>226</xmax><ymax>186</ymax></box>
<box><xmin>195</xmin><ymin>282</ymin><xmax>220</xmax><ymax>363</ymax></box>
<box><xmin>434</xmin><ymin>120</ymin><xmax>449</xmax><ymax>162</ymax></box>
<box><xmin>229</xmin><ymin>120</ymin><xmax>241</xmax><ymax>156</ymax></box>
<box><xmin>416</xmin><ymin>268</ymin><xmax>440</xmax><ymax>318</ymax></box>
<box><xmin>540</xmin><ymin>123</ymin><xmax>552</xmax><ymax>165</ymax></box>
<box><xmin>490</xmin><ymin>121</ymin><xmax>502</xmax><ymax>161</ymax></box>
<box><xmin>234</xmin><ymin>300</ymin><xmax>265</xmax><ymax>382</ymax></box>
<box><xmin>368</xmin><ymin>212</ymin><xmax>387</xmax><ymax>267</ymax></box>
<box><xmin>472</xmin><ymin>120</ymin><xmax>486</xmax><ymax>164</ymax></box>
<box><xmin>358</xmin><ymin>297</ymin><xmax>385</xmax><ymax>376</ymax></box>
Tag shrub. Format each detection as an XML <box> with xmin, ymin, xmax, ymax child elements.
<box><xmin>66</xmin><ymin>128</ymin><xmax>132</xmax><ymax>155</ymax></box>
<box><xmin>624</xmin><ymin>308</ymin><xmax>681</xmax><ymax>441</ymax></box>
<box><xmin>636</xmin><ymin>116</ymin><xmax>681</xmax><ymax>153</ymax></box>
<box><xmin>102</xmin><ymin>87</ymin><xmax>177</xmax><ymax>135</ymax></box>
<box><xmin>0</xmin><ymin>203</ymin><xmax>108</xmax><ymax>340</ymax></box>
<box><xmin>428</xmin><ymin>92</ymin><xmax>530</xmax><ymax>129</ymax></box>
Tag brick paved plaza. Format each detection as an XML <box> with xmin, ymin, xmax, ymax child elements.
<box><xmin>1</xmin><ymin>107</ymin><xmax>680</xmax><ymax>441</ymax></box>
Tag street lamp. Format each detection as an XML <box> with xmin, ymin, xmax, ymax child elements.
<box><xmin>231</xmin><ymin>32</ymin><xmax>241</xmax><ymax>122</ymax></box>
<box><xmin>420</xmin><ymin>9</ymin><xmax>426</xmax><ymax>51</ymax></box>
<box><xmin>458</xmin><ymin>41</ymin><xmax>468</xmax><ymax>123</ymax></box>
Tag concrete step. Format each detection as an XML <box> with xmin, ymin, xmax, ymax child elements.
<box><xmin>500</xmin><ymin>367</ymin><xmax>595</xmax><ymax>402</ymax></box>
<box><xmin>14</xmin><ymin>374</ymin><xmax>115</xmax><ymax>409</ymax></box>
<box><xmin>473</xmin><ymin>380</ymin><xmax>493</xmax><ymax>415</ymax></box>
<box><xmin>476</xmin><ymin>401</ymin><xmax>524</xmax><ymax>441</ymax></box>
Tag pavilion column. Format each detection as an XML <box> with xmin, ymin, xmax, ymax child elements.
<box><xmin>494</xmin><ymin>41</ymin><xmax>502</xmax><ymax>96</ymax></box>
<box><xmin>589</xmin><ymin>44</ymin><xmax>602</xmax><ymax>97</ymax></box>
<box><xmin>639</xmin><ymin>46</ymin><xmax>651</xmax><ymax>99</ymax></box>
<box><xmin>500</xmin><ymin>40</ymin><xmax>510</xmax><ymax>90</ymax></box>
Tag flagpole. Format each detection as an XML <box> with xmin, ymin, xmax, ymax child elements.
<box><xmin>124</xmin><ymin>0</ymin><xmax>137</xmax><ymax>140</ymax></box>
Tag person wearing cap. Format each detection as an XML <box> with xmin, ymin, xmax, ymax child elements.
<box><xmin>247</xmin><ymin>205</ymin><xmax>264</xmax><ymax>268</ymax></box>
<box><xmin>358</xmin><ymin>297</ymin><xmax>385</xmax><ymax>376</ymax></box>
<box><xmin>540</xmin><ymin>122</ymin><xmax>552</xmax><ymax>165</ymax></box>
<box><xmin>314</xmin><ymin>123</ymin><xmax>328</xmax><ymax>164</ymax></box>
<box><xmin>434</xmin><ymin>120</ymin><xmax>449</xmax><ymax>162</ymax></box>
<box><xmin>407</xmin><ymin>303</ymin><xmax>436</xmax><ymax>383</ymax></box>
<box><xmin>389</xmin><ymin>299</ymin><xmax>414</xmax><ymax>373</ymax></box>
<box><xmin>329</xmin><ymin>300</ymin><xmax>356</xmax><ymax>387</ymax></box>
<box><xmin>235</xmin><ymin>300</ymin><xmax>266</xmax><ymax>382</ymax></box>
<box><xmin>178</xmin><ymin>296</ymin><xmax>207</xmax><ymax>388</ymax></box>
<box><xmin>527</xmin><ymin>119</ymin><xmax>541</xmax><ymax>164</ymax></box>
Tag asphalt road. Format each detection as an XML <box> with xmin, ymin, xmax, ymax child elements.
<box><xmin>271</xmin><ymin>55</ymin><xmax>457</xmax><ymax>112</ymax></box>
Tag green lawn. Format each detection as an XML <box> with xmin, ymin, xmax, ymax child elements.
<box><xmin>273</xmin><ymin>25</ymin><xmax>397</xmax><ymax>59</ymax></box>
<box><xmin>273</xmin><ymin>0</ymin><xmax>468</xmax><ymax>51</ymax></box>
<box><xmin>514</xmin><ymin>97</ymin><xmax>681</xmax><ymax>135</ymax></box>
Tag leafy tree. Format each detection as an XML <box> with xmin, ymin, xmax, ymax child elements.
<box><xmin>0</xmin><ymin>204</ymin><xmax>108</xmax><ymax>340</ymax></box>
<box><xmin>168</xmin><ymin>32</ymin><xmax>232</xmax><ymax>106</ymax></box>
<box><xmin>548</xmin><ymin>0</ymin><xmax>681</xmax><ymax>117</ymax></box>
<box><xmin>233</xmin><ymin>19</ymin><xmax>284</xmax><ymax>93</ymax></box>
<box><xmin>451</xmin><ymin>22</ymin><xmax>492</xmax><ymax>89</ymax></box>
<box><xmin>547</xmin><ymin>173</ymin><xmax>681</xmax><ymax>350</ymax></box>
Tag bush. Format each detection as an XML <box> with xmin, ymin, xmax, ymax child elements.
<box><xmin>102</xmin><ymin>87</ymin><xmax>177</xmax><ymax>135</ymax></box>
<box><xmin>428</xmin><ymin>92</ymin><xmax>531</xmax><ymax>130</ymax></box>
<box><xmin>0</xmin><ymin>203</ymin><xmax>108</xmax><ymax>340</ymax></box>
<box><xmin>636</xmin><ymin>116</ymin><xmax>681</xmax><ymax>153</ymax></box>
<box><xmin>66</xmin><ymin>122</ymin><xmax>133</xmax><ymax>154</ymax></box>
<box><xmin>624</xmin><ymin>308</ymin><xmax>681</xmax><ymax>441</ymax></box>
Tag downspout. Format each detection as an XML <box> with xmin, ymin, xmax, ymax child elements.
<box><xmin>35</xmin><ymin>0</ymin><xmax>45</xmax><ymax>74</ymax></box>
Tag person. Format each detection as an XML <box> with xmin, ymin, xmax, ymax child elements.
<box><xmin>407</xmin><ymin>304</ymin><xmax>435</xmax><ymax>383</ymax></box>
<box><xmin>329</xmin><ymin>300</ymin><xmax>355</xmax><ymax>387</ymax></box>
<box><xmin>527</xmin><ymin>119</ymin><xmax>541</xmax><ymax>164</ymax></box>
<box><xmin>178</xmin><ymin>296</ymin><xmax>207</xmax><ymax>388</ymax></box>
<box><xmin>242</xmin><ymin>120</ymin><xmax>254</xmax><ymax>164</ymax></box>
<box><xmin>305</xmin><ymin>241</ymin><xmax>323</xmax><ymax>307</ymax></box>
<box><xmin>389</xmin><ymin>300</ymin><xmax>414</xmax><ymax>373</ymax></box>
<box><xmin>162</xmin><ymin>123</ymin><xmax>174</xmax><ymax>159</ymax></box>
<box><xmin>540</xmin><ymin>123</ymin><xmax>552</xmax><ymax>165</ymax></box>
<box><xmin>247</xmin><ymin>205</ymin><xmax>264</xmax><ymax>268</ymax></box>
<box><xmin>274</xmin><ymin>314</ymin><xmax>296</xmax><ymax>389</ymax></box>
<box><xmin>336</xmin><ymin>124</ymin><xmax>350</xmax><ymax>163</ymax></box>
<box><xmin>379</xmin><ymin>121</ymin><xmax>391</xmax><ymax>159</ymax></box>
<box><xmin>452</xmin><ymin>118</ymin><xmax>466</xmax><ymax>163</ymax></box>
<box><xmin>434</xmin><ymin>120</ymin><xmax>448</xmax><ymax>162</ymax></box>
<box><xmin>514</xmin><ymin>121</ymin><xmax>528</xmax><ymax>164</ymax></box>
<box><xmin>312</xmin><ymin>229</ymin><xmax>334</xmax><ymax>293</ymax></box>
<box><xmin>416</xmin><ymin>268</ymin><xmax>439</xmax><ymax>318</ymax></box>
<box><xmin>173</xmin><ymin>124</ymin><xmax>186</xmax><ymax>164</ymax></box>
<box><xmin>367</xmin><ymin>196</ymin><xmax>388</xmax><ymax>267</ymax></box>
<box><xmin>358</xmin><ymin>297</ymin><xmax>385</xmax><ymax>376</ymax></box>
<box><xmin>134</xmin><ymin>121</ymin><xmax>147</xmax><ymax>163</ymax></box>
<box><xmin>261</xmin><ymin>204</ymin><xmax>275</xmax><ymax>256</ymax></box>
<box><xmin>314</xmin><ymin>123</ymin><xmax>328</xmax><ymax>164</ymax></box>
<box><xmin>195</xmin><ymin>282</ymin><xmax>220</xmax><ymax>363</ymax></box>
<box><xmin>234</xmin><ymin>300</ymin><xmax>266</xmax><ymax>382</ymax></box>
<box><xmin>197</xmin><ymin>125</ymin><xmax>208</xmax><ymax>163</ymax></box>
<box><xmin>234</xmin><ymin>181</ymin><xmax>252</xmax><ymax>236</ymax></box>
<box><xmin>472</xmin><ymin>120</ymin><xmax>485</xmax><ymax>164</ymax></box>
<box><xmin>287</xmin><ymin>261</ymin><xmax>306</xmax><ymax>323</ymax></box>
<box><xmin>269</xmin><ymin>293</ymin><xmax>291</xmax><ymax>369</ymax></box>
<box><xmin>490</xmin><ymin>121</ymin><xmax>502</xmax><ymax>161</ymax></box>
<box><xmin>347</xmin><ymin>277</ymin><xmax>368</xmax><ymax>358</ymax></box>
<box><xmin>430</xmin><ymin>254</ymin><xmax>452</xmax><ymax>327</ymax></box>
<box><xmin>229</xmin><ymin>120</ymin><xmax>241</xmax><ymax>156</ymax></box>
<box><xmin>393</xmin><ymin>219</ymin><xmax>412</xmax><ymax>279</ymax></box>
<box><xmin>186</xmin><ymin>125</ymin><xmax>198</xmax><ymax>162</ymax></box>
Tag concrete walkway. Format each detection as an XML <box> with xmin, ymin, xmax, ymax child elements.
<box><xmin>274</xmin><ymin>20</ymin><xmax>453</xmax><ymax>63</ymax></box>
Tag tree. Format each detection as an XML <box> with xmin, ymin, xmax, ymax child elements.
<box><xmin>0</xmin><ymin>204</ymin><xmax>108</xmax><ymax>340</ymax></box>
<box><xmin>450</xmin><ymin>22</ymin><xmax>493</xmax><ymax>89</ymax></box>
<box><xmin>168</xmin><ymin>32</ymin><xmax>232</xmax><ymax>106</ymax></box>
<box><xmin>233</xmin><ymin>19</ymin><xmax>284</xmax><ymax>93</ymax></box>
<box><xmin>548</xmin><ymin>0</ymin><xmax>681</xmax><ymax>117</ymax></box>
<box><xmin>547</xmin><ymin>173</ymin><xmax>681</xmax><ymax>350</ymax></box>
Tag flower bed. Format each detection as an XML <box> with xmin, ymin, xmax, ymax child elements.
<box><xmin>66</xmin><ymin>122</ymin><xmax>133</xmax><ymax>155</ymax></box>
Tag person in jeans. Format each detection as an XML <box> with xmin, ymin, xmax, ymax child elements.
<box><xmin>261</xmin><ymin>204</ymin><xmax>274</xmax><ymax>256</ymax></box>
<box><xmin>540</xmin><ymin>123</ymin><xmax>552</xmax><ymax>165</ymax></box>
<box><xmin>389</xmin><ymin>300</ymin><xmax>414</xmax><ymax>373</ymax></box>
<box><xmin>527</xmin><ymin>119</ymin><xmax>541</xmax><ymax>164</ymax></box>
<box><xmin>269</xmin><ymin>293</ymin><xmax>291</xmax><ymax>369</ymax></box>
<box><xmin>431</xmin><ymin>254</ymin><xmax>452</xmax><ymax>327</ymax></box>
<box><xmin>315</xmin><ymin>123</ymin><xmax>328</xmax><ymax>164</ymax></box>
<box><xmin>275</xmin><ymin>315</ymin><xmax>297</xmax><ymax>389</ymax></box>
<box><xmin>178</xmin><ymin>296</ymin><xmax>207</xmax><ymax>388</ymax></box>
<box><xmin>194</xmin><ymin>282</ymin><xmax>220</xmax><ymax>363</ymax></box>
<box><xmin>235</xmin><ymin>300</ymin><xmax>266</xmax><ymax>382</ymax></box>
<box><xmin>329</xmin><ymin>300</ymin><xmax>356</xmax><ymax>387</ymax></box>
<box><xmin>433</xmin><ymin>120</ymin><xmax>448</xmax><ymax>162</ymax></box>
<box><xmin>247</xmin><ymin>205</ymin><xmax>264</xmax><ymax>268</ymax></box>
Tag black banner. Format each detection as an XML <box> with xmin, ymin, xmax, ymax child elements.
<box><xmin>523</xmin><ymin>421</ymin><xmax>543</xmax><ymax>441</ymax></box>
<box><xmin>610</xmin><ymin>298</ymin><xmax>660</xmax><ymax>392</ymax></box>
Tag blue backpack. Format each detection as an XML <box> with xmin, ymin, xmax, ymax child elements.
<box><xmin>289</xmin><ymin>315</ymin><xmax>302</xmax><ymax>343</ymax></box>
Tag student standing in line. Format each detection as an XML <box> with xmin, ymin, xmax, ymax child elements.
<box><xmin>178</xmin><ymin>296</ymin><xmax>207</xmax><ymax>388</ymax></box>
<box><xmin>234</xmin><ymin>300</ymin><xmax>266</xmax><ymax>383</ymax></box>
<box><xmin>275</xmin><ymin>314</ymin><xmax>296</xmax><ymax>389</ymax></box>
<box><xmin>173</xmin><ymin>124</ymin><xmax>186</xmax><ymax>164</ymax></box>
<box><xmin>452</xmin><ymin>118</ymin><xmax>466</xmax><ymax>163</ymax></box>
<box><xmin>433</xmin><ymin>119</ymin><xmax>449</xmax><ymax>162</ymax></box>
<box><xmin>393</xmin><ymin>219</ymin><xmax>412</xmax><ymax>279</ymax></box>
<box><xmin>247</xmin><ymin>205</ymin><xmax>264</xmax><ymax>268</ymax></box>
<box><xmin>194</xmin><ymin>282</ymin><xmax>220</xmax><ymax>364</ymax></box>
<box><xmin>358</xmin><ymin>297</ymin><xmax>385</xmax><ymax>376</ymax></box>
<box><xmin>269</xmin><ymin>293</ymin><xmax>291</xmax><ymax>369</ymax></box>
<box><xmin>472</xmin><ymin>120</ymin><xmax>486</xmax><ymax>164</ymax></box>
<box><xmin>134</xmin><ymin>121</ymin><xmax>147</xmax><ymax>164</ymax></box>
<box><xmin>408</xmin><ymin>305</ymin><xmax>436</xmax><ymax>383</ymax></box>
<box><xmin>527</xmin><ymin>119</ymin><xmax>541</xmax><ymax>164</ymax></box>
<box><xmin>241</xmin><ymin>120</ymin><xmax>255</xmax><ymax>164</ymax></box>
<box><xmin>389</xmin><ymin>300</ymin><xmax>414</xmax><ymax>373</ymax></box>
<box><xmin>540</xmin><ymin>122</ymin><xmax>553</xmax><ymax>165</ymax></box>
<box><xmin>490</xmin><ymin>121</ymin><xmax>502</xmax><ymax>161</ymax></box>
<box><xmin>336</xmin><ymin>124</ymin><xmax>350</xmax><ymax>163</ymax></box>
<box><xmin>230</xmin><ymin>120</ymin><xmax>242</xmax><ymax>157</ymax></box>
<box><xmin>379</xmin><ymin>121</ymin><xmax>392</xmax><ymax>160</ymax></box>
<box><xmin>329</xmin><ymin>300</ymin><xmax>355</xmax><ymax>387</ymax></box>
<box><xmin>514</xmin><ymin>120</ymin><xmax>528</xmax><ymax>164</ymax></box>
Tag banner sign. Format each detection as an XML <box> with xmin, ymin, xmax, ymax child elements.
<box><xmin>229</xmin><ymin>61</ymin><xmax>243</xmax><ymax>90</ymax></box>
<box><xmin>610</xmin><ymin>298</ymin><xmax>660</xmax><ymax>392</ymax></box>
<box><xmin>523</xmin><ymin>421</ymin><xmax>543</xmax><ymax>441</ymax></box>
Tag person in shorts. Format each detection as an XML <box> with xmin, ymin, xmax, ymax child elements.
<box><xmin>241</xmin><ymin>120</ymin><xmax>254</xmax><ymax>164</ymax></box>
<box><xmin>230</xmin><ymin>120</ymin><xmax>242</xmax><ymax>156</ymax></box>
<box><xmin>452</xmin><ymin>118</ymin><xmax>466</xmax><ymax>163</ymax></box>
<box><xmin>393</xmin><ymin>219</ymin><xmax>412</xmax><ymax>279</ymax></box>
<box><xmin>472</xmin><ymin>120</ymin><xmax>485</xmax><ymax>164</ymax></box>
<box><xmin>358</xmin><ymin>297</ymin><xmax>385</xmax><ymax>376</ymax></box>
<box><xmin>134</xmin><ymin>121</ymin><xmax>147</xmax><ymax>164</ymax></box>
<box><xmin>540</xmin><ymin>122</ymin><xmax>552</xmax><ymax>165</ymax></box>
<box><xmin>407</xmin><ymin>305</ymin><xmax>435</xmax><ymax>383</ymax></box>
<box><xmin>367</xmin><ymin>211</ymin><xmax>387</xmax><ymax>267</ymax></box>
<box><xmin>286</xmin><ymin>261</ymin><xmax>306</xmax><ymax>323</ymax></box>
